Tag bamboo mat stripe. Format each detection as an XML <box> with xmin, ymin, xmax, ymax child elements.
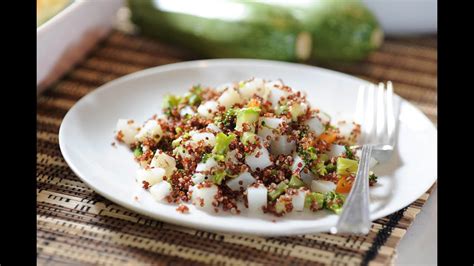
<box><xmin>37</xmin><ymin>30</ymin><xmax>437</xmax><ymax>265</ymax></box>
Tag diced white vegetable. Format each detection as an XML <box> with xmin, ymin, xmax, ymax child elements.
<box><xmin>191</xmin><ymin>183</ymin><xmax>218</xmax><ymax>211</ymax></box>
<box><xmin>190</xmin><ymin>132</ymin><xmax>216</xmax><ymax>147</ymax></box>
<box><xmin>173</xmin><ymin>145</ymin><xmax>190</xmax><ymax>159</ymax></box>
<box><xmin>197</xmin><ymin>100</ymin><xmax>219</xmax><ymax>119</ymax></box>
<box><xmin>195</xmin><ymin>157</ymin><xmax>218</xmax><ymax>173</ymax></box>
<box><xmin>268</xmin><ymin>87</ymin><xmax>289</xmax><ymax>108</ymax></box>
<box><xmin>191</xmin><ymin>173</ymin><xmax>206</xmax><ymax>185</ymax></box>
<box><xmin>291</xmin><ymin>154</ymin><xmax>305</xmax><ymax>174</ymax></box>
<box><xmin>289</xmin><ymin>102</ymin><xmax>308</xmax><ymax>121</ymax></box>
<box><xmin>150</xmin><ymin>150</ymin><xmax>176</xmax><ymax>178</ymax></box>
<box><xmin>225</xmin><ymin>149</ymin><xmax>239</xmax><ymax>163</ymax></box>
<box><xmin>336</xmin><ymin>119</ymin><xmax>356</xmax><ymax>139</ymax></box>
<box><xmin>115</xmin><ymin>119</ymin><xmax>140</xmax><ymax>145</ymax></box>
<box><xmin>239</xmin><ymin>78</ymin><xmax>269</xmax><ymax>100</ymax></box>
<box><xmin>135</xmin><ymin>120</ymin><xmax>163</xmax><ymax>142</ymax></box>
<box><xmin>300</xmin><ymin>170</ymin><xmax>315</xmax><ymax>186</ymax></box>
<box><xmin>264</xmin><ymin>80</ymin><xmax>283</xmax><ymax>91</ymax></box>
<box><xmin>136</xmin><ymin>167</ymin><xmax>166</xmax><ymax>186</ymax></box>
<box><xmin>306</xmin><ymin>117</ymin><xmax>325</xmax><ymax>136</ymax></box>
<box><xmin>311</xmin><ymin>180</ymin><xmax>336</xmax><ymax>193</ymax></box>
<box><xmin>327</xmin><ymin>144</ymin><xmax>346</xmax><ymax>158</ymax></box>
<box><xmin>247</xmin><ymin>184</ymin><xmax>267</xmax><ymax>213</ymax></box>
<box><xmin>180</xmin><ymin>106</ymin><xmax>195</xmax><ymax>117</ymax></box>
<box><xmin>216</xmin><ymin>82</ymin><xmax>234</xmax><ymax>92</ymax></box>
<box><xmin>149</xmin><ymin>181</ymin><xmax>172</xmax><ymax>202</ymax></box>
<box><xmin>270</xmin><ymin>135</ymin><xmax>296</xmax><ymax>155</ymax></box>
<box><xmin>319</xmin><ymin>112</ymin><xmax>331</xmax><ymax>124</ymax></box>
<box><xmin>226</xmin><ymin>171</ymin><xmax>256</xmax><ymax>191</ymax></box>
<box><xmin>218</xmin><ymin>88</ymin><xmax>242</xmax><ymax>109</ymax></box>
<box><xmin>245</xmin><ymin>146</ymin><xmax>272</xmax><ymax>171</ymax></box>
<box><xmin>292</xmin><ymin>189</ymin><xmax>307</xmax><ymax>212</ymax></box>
<box><xmin>206</xmin><ymin>123</ymin><xmax>221</xmax><ymax>133</ymax></box>
<box><xmin>257</xmin><ymin>117</ymin><xmax>284</xmax><ymax>140</ymax></box>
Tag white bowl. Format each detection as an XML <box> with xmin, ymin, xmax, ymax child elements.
<box><xmin>37</xmin><ymin>0</ymin><xmax>124</xmax><ymax>93</ymax></box>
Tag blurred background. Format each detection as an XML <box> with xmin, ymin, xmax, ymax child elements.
<box><xmin>37</xmin><ymin>0</ymin><xmax>437</xmax><ymax>91</ymax></box>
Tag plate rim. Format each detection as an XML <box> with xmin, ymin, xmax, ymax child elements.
<box><xmin>58</xmin><ymin>58</ymin><xmax>437</xmax><ymax>235</ymax></box>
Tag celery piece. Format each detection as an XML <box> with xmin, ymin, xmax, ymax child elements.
<box><xmin>162</xmin><ymin>95</ymin><xmax>181</xmax><ymax>109</ymax></box>
<box><xmin>133</xmin><ymin>146</ymin><xmax>143</xmax><ymax>157</ymax></box>
<box><xmin>304</xmin><ymin>192</ymin><xmax>324</xmax><ymax>210</ymax></box>
<box><xmin>288</xmin><ymin>175</ymin><xmax>305</xmax><ymax>188</ymax></box>
<box><xmin>336</xmin><ymin>157</ymin><xmax>358</xmax><ymax>176</ymax></box>
<box><xmin>319</xmin><ymin>154</ymin><xmax>329</xmax><ymax>163</ymax></box>
<box><xmin>268</xmin><ymin>182</ymin><xmax>288</xmax><ymax>201</ymax></box>
<box><xmin>213</xmin><ymin>132</ymin><xmax>236</xmax><ymax>155</ymax></box>
<box><xmin>235</xmin><ymin>107</ymin><xmax>260</xmax><ymax>132</ymax></box>
<box><xmin>275</xmin><ymin>198</ymin><xmax>287</xmax><ymax>214</ymax></box>
<box><xmin>213</xmin><ymin>154</ymin><xmax>225</xmax><ymax>162</ymax></box>
<box><xmin>324</xmin><ymin>191</ymin><xmax>345</xmax><ymax>214</ymax></box>
<box><xmin>241</xmin><ymin>132</ymin><xmax>257</xmax><ymax>145</ymax></box>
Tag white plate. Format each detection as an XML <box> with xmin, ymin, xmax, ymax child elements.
<box><xmin>59</xmin><ymin>59</ymin><xmax>437</xmax><ymax>236</ymax></box>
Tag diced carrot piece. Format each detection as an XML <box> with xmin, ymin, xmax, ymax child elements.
<box><xmin>336</xmin><ymin>176</ymin><xmax>353</xmax><ymax>194</ymax></box>
<box><xmin>247</xmin><ymin>98</ymin><xmax>260</xmax><ymax>108</ymax></box>
<box><xmin>319</xmin><ymin>132</ymin><xmax>337</xmax><ymax>144</ymax></box>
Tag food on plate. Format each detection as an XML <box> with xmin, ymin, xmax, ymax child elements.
<box><xmin>115</xmin><ymin>78</ymin><xmax>378</xmax><ymax>216</ymax></box>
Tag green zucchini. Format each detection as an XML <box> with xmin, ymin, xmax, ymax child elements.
<box><xmin>128</xmin><ymin>0</ymin><xmax>382</xmax><ymax>63</ymax></box>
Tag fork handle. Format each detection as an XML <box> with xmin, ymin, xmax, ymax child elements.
<box><xmin>331</xmin><ymin>144</ymin><xmax>374</xmax><ymax>234</ymax></box>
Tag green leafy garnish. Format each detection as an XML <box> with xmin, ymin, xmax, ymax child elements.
<box><xmin>336</xmin><ymin>157</ymin><xmax>358</xmax><ymax>176</ymax></box>
<box><xmin>369</xmin><ymin>171</ymin><xmax>378</xmax><ymax>184</ymax></box>
<box><xmin>344</xmin><ymin>145</ymin><xmax>355</xmax><ymax>159</ymax></box>
<box><xmin>288</xmin><ymin>174</ymin><xmax>305</xmax><ymax>188</ymax></box>
<box><xmin>133</xmin><ymin>146</ymin><xmax>143</xmax><ymax>157</ymax></box>
<box><xmin>268</xmin><ymin>182</ymin><xmax>288</xmax><ymax>201</ymax></box>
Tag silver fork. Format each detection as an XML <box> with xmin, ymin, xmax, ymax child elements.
<box><xmin>331</xmin><ymin>82</ymin><xmax>397</xmax><ymax>235</ymax></box>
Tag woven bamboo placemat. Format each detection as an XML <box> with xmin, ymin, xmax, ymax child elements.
<box><xmin>37</xmin><ymin>30</ymin><xmax>437</xmax><ymax>265</ymax></box>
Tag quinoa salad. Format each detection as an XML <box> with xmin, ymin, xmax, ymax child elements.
<box><xmin>115</xmin><ymin>78</ymin><xmax>378</xmax><ymax>217</ymax></box>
